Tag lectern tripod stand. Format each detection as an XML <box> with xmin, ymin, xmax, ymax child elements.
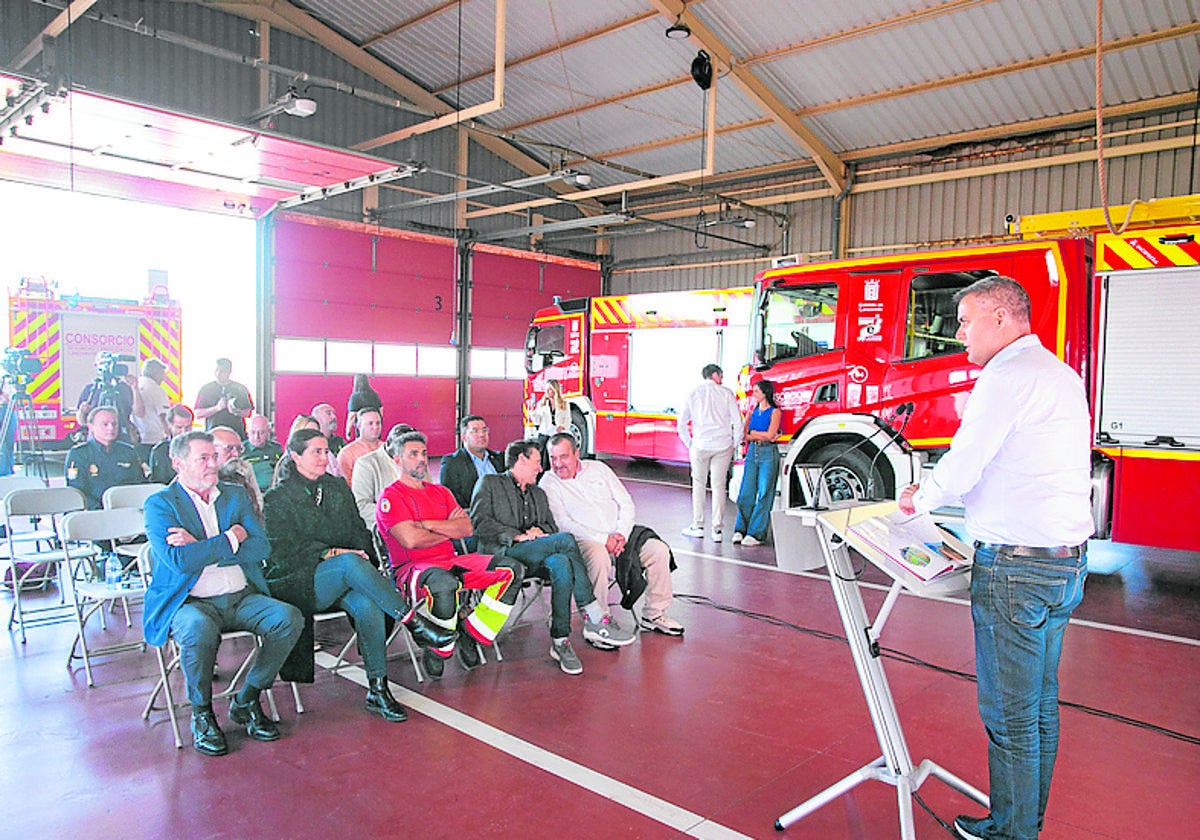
<box><xmin>775</xmin><ymin>501</ymin><xmax>988</xmax><ymax>838</ymax></box>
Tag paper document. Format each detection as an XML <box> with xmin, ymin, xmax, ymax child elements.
<box><xmin>847</xmin><ymin>510</ymin><xmax>971</xmax><ymax>582</ymax></box>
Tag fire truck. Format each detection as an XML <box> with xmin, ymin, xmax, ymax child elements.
<box><xmin>7</xmin><ymin>278</ymin><xmax>183</xmax><ymax>447</ymax></box>
<box><xmin>524</xmin><ymin>288</ymin><xmax>752</xmax><ymax>462</ymax></box>
<box><xmin>746</xmin><ymin>195</ymin><xmax>1200</xmax><ymax>552</ymax></box>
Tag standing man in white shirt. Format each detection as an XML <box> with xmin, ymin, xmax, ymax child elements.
<box><xmin>677</xmin><ymin>363</ymin><xmax>741</xmax><ymax>542</ymax></box>
<box><xmin>898</xmin><ymin>276</ymin><xmax>1092</xmax><ymax>840</ymax></box>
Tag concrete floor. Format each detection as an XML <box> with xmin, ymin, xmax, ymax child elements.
<box><xmin>0</xmin><ymin>455</ymin><xmax>1196</xmax><ymax>839</ymax></box>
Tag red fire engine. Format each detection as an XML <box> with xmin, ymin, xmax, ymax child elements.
<box><xmin>524</xmin><ymin>288</ymin><xmax>752</xmax><ymax>462</ymax></box>
<box><xmin>747</xmin><ymin>197</ymin><xmax>1199</xmax><ymax>552</ymax></box>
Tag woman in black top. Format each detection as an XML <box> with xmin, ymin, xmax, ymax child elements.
<box><xmin>345</xmin><ymin>373</ymin><xmax>382</xmax><ymax>440</ymax></box>
<box><xmin>262</xmin><ymin>428</ymin><xmax>452</xmax><ymax>722</ymax></box>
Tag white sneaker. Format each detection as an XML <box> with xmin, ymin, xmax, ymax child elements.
<box><xmin>731</xmin><ymin>532</ymin><xmax>744</xmax><ymax>544</ymax></box>
<box><xmin>681</xmin><ymin>526</ymin><xmax>705</xmax><ymax>538</ymax></box>
<box><xmin>741</xmin><ymin>535</ymin><xmax>762</xmax><ymax>547</ymax></box>
<box><xmin>711</xmin><ymin>528</ymin><xmax>723</xmax><ymax>542</ymax></box>
<box><xmin>640</xmin><ymin>614</ymin><xmax>685</xmax><ymax>636</ymax></box>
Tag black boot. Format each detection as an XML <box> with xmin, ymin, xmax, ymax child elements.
<box><xmin>365</xmin><ymin>677</ymin><xmax>407</xmax><ymax>722</ymax></box>
<box><xmin>404</xmin><ymin>611</ymin><xmax>456</xmax><ymax>649</ymax></box>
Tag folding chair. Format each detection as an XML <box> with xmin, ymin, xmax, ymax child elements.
<box><xmin>102</xmin><ymin>483</ymin><xmax>166</xmax><ymax>512</ymax></box>
<box><xmin>4</xmin><ymin>487</ymin><xmax>97</xmax><ymax>643</ymax></box>
<box><xmin>140</xmin><ymin>544</ymin><xmax>282</xmax><ymax>749</ymax></box>
<box><xmin>102</xmin><ymin>482</ymin><xmax>164</xmax><ymax>561</ymax></box>
<box><xmin>61</xmin><ymin>507</ymin><xmax>149</xmax><ymax>686</ymax></box>
<box><xmin>0</xmin><ymin>475</ymin><xmax>55</xmax><ymax>592</ymax></box>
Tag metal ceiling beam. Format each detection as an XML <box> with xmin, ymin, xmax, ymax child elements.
<box><xmin>10</xmin><ymin>0</ymin><xmax>101</xmax><ymax>69</ymax></box>
<box><xmin>647</xmin><ymin>0</ymin><xmax>845</xmax><ymax>192</ymax></box>
<box><xmin>742</xmin><ymin>0</ymin><xmax>996</xmax><ymax>68</ymax></box>
<box><xmin>503</xmin><ymin>0</ymin><xmax>987</xmax><ymax>134</ymax></box>
<box><xmin>354</xmin><ymin>0</ymin><xmax>506</xmax><ymax>149</ymax></box>
<box><xmin>361</xmin><ymin>0</ymin><xmax>462</xmax><ymax>49</ymax></box>
<box><xmin>583</xmin><ymin>21</ymin><xmax>1200</xmax><ymax>170</ymax></box>
<box><xmin>434</xmin><ymin>10</ymin><xmax>659</xmax><ymax>96</ymax></box>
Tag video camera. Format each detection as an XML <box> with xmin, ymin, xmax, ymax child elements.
<box><xmin>94</xmin><ymin>352</ymin><xmax>137</xmax><ymax>388</ymax></box>
<box><xmin>2</xmin><ymin>347</ymin><xmax>43</xmax><ymax>382</ymax></box>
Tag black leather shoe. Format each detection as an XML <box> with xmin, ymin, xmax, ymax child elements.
<box><xmin>365</xmin><ymin>677</ymin><xmax>407</xmax><ymax>722</ymax></box>
<box><xmin>191</xmin><ymin>709</ymin><xmax>228</xmax><ymax>756</ymax></box>
<box><xmin>229</xmin><ymin>695</ymin><xmax>281</xmax><ymax>742</ymax></box>
<box><xmin>422</xmin><ymin>648</ymin><xmax>445</xmax><ymax>680</ymax></box>
<box><xmin>405</xmin><ymin>612</ymin><xmax>456</xmax><ymax>649</ymax></box>
<box><xmin>455</xmin><ymin>633</ymin><xmax>481</xmax><ymax>671</ymax></box>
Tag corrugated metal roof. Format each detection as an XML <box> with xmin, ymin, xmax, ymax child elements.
<box><xmin>4</xmin><ymin>0</ymin><xmax>1194</xmax><ymax>243</ymax></box>
<box><xmin>266</xmin><ymin>0</ymin><xmax>1198</xmax><ymax>188</ymax></box>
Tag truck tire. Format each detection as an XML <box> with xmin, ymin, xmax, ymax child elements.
<box><xmin>569</xmin><ymin>407</ymin><xmax>591</xmax><ymax>459</ymax></box>
<box><xmin>810</xmin><ymin>443</ymin><xmax>888</xmax><ymax>503</ymax></box>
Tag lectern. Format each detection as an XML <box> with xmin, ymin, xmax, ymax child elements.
<box><xmin>775</xmin><ymin>500</ymin><xmax>988</xmax><ymax>838</ymax></box>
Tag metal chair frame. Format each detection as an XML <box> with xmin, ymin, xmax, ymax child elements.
<box><xmin>61</xmin><ymin>508</ymin><xmax>149</xmax><ymax>685</ymax></box>
<box><xmin>4</xmin><ymin>487</ymin><xmax>97</xmax><ymax>643</ymax></box>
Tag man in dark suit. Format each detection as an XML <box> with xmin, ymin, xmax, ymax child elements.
<box><xmin>440</xmin><ymin>415</ymin><xmax>505</xmax><ymax>509</ymax></box>
<box><xmin>143</xmin><ymin>430</ymin><xmax>303</xmax><ymax>757</ymax></box>
<box><xmin>469</xmin><ymin>440</ymin><xmax>633</xmax><ymax>676</ymax></box>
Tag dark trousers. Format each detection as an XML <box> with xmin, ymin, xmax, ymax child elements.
<box><xmin>502</xmin><ymin>532</ymin><xmax>595</xmax><ymax>639</ymax></box>
<box><xmin>170</xmin><ymin>587</ymin><xmax>303</xmax><ymax>707</ymax></box>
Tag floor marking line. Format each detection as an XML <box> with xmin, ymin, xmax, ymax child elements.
<box><xmin>317</xmin><ymin>653</ymin><xmax>752</xmax><ymax>840</ymax></box>
<box><xmin>671</xmin><ymin>547</ymin><xmax>1200</xmax><ymax>647</ymax></box>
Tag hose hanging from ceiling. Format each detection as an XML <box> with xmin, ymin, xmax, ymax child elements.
<box><xmin>1094</xmin><ymin>0</ymin><xmax>1142</xmax><ymax>235</ymax></box>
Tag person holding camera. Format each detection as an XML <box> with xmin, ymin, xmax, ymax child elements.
<box><xmin>66</xmin><ymin>405</ymin><xmax>146</xmax><ymax>509</ymax></box>
<box><xmin>76</xmin><ymin>351</ymin><xmax>139</xmax><ymax>444</ymax></box>
<box><xmin>194</xmin><ymin>358</ymin><xmax>253</xmax><ymax>439</ymax></box>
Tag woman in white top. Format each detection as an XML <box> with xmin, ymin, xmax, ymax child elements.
<box><xmin>532</xmin><ymin>379</ymin><xmax>570</xmax><ymax>468</ymax></box>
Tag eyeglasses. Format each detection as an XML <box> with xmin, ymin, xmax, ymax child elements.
<box><xmin>215</xmin><ymin>444</ymin><xmax>243</xmax><ymax>455</ymax></box>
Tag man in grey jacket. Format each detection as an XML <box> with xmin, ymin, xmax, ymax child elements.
<box><xmin>469</xmin><ymin>440</ymin><xmax>634</xmax><ymax>674</ymax></box>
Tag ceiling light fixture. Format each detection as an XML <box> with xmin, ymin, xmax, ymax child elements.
<box><xmin>247</xmin><ymin>88</ymin><xmax>317</xmax><ymax>122</ymax></box>
<box><xmin>665</xmin><ymin>14</ymin><xmax>691</xmax><ymax>39</ymax></box>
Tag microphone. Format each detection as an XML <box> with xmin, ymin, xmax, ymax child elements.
<box><xmin>864</xmin><ymin>403</ymin><xmax>914</xmax><ymax>500</ymax></box>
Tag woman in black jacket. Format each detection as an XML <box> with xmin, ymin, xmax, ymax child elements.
<box><xmin>263</xmin><ymin>428</ymin><xmax>452</xmax><ymax>722</ymax></box>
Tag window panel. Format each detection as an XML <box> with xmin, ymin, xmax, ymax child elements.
<box><xmin>274</xmin><ymin>338</ymin><xmax>324</xmax><ymax>373</ymax></box>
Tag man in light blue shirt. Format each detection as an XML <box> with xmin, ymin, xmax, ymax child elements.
<box><xmin>440</xmin><ymin>415</ymin><xmax>505</xmax><ymax>509</ymax></box>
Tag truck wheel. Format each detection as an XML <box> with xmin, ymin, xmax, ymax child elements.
<box><xmin>810</xmin><ymin>444</ymin><xmax>887</xmax><ymax>502</ymax></box>
<box><xmin>569</xmin><ymin>407</ymin><xmax>590</xmax><ymax>459</ymax></box>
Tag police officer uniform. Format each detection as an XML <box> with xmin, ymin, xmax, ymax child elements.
<box><xmin>242</xmin><ymin>440</ymin><xmax>283</xmax><ymax>491</ymax></box>
<box><xmin>65</xmin><ymin>438</ymin><xmax>145</xmax><ymax>509</ymax></box>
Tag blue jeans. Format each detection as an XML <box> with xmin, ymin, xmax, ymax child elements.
<box><xmin>734</xmin><ymin>442</ymin><xmax>779</xmax><ymax>540</ymax></box>
<box><xmin>970</xmin><ymin>544</ymin><xmax>1087</xmax><ymax>840</ymax></box>
<box><xmin>502</xmin><ymin>532</ymin><xmax>594</xmax><ymax>639</ymax></box>
<box><xmin>313</xmin><ymin>552</ymin><xmax>409</xmax><ymax>680</ymax></box>
<box><xmin>171</xmin><ymin>588</ymin><xmax>303</xmax><ymax>708</ymax></box>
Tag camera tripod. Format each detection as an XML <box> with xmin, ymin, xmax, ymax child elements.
<box><xmin>0</xmin><ymin>386</ymin><xmax>47</xmax><ymax>480</ymax></box>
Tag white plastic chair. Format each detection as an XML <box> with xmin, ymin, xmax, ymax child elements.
<box><xmin>61</xmin><ymin>507</ymin><xmax>149</xmax><ymax>686</ymax></box>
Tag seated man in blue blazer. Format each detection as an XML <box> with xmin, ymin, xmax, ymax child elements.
<box><xmin>143</xmin><ymin>430</ymin><xmax>303</xmax><ymax>757</ymax></box>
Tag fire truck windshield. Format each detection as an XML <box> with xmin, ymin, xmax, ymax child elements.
<box><xmin>754</xmin><ymin>282</ymin><xmax>839</xmax><ymax>368</ymax></box>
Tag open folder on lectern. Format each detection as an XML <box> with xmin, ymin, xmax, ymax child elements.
<box><xmin>846</xmin><ymin>509</ymin><xmax>973</xmax><ymax>582</ymax></box>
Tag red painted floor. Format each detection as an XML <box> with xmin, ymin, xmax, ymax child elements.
<box><xmin>1</xmin><ymin>456</ymin><xmax>1196</xmax><ymax>839</ymax></box>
